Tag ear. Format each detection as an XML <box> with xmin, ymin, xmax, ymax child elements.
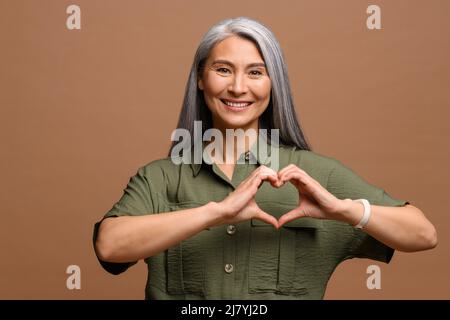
<box><xmin>197</xmin><ymin>77</ymin><xmax>204</xmax><ymax>90</ymax></box>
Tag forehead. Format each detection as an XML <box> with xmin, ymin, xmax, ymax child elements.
<box><xmin>208</xmin><ymin>36</ymin><xmax>264</xmax><ymax>63</ymax></box>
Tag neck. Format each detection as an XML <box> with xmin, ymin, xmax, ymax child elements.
<box><xmin>210</xmin><ymin>120</ymin><xmax>259</xmax><ymax>164</ymax></box>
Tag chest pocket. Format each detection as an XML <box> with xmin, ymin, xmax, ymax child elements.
<box><xmin>249</xmin><ymin>201</ymin><xmax>324</xmax><ymax>296</ymax></box>
<box><xmin>164</xmin><ymin>201</ymin><xmax>209</xmax><ymax>296</ymax></box>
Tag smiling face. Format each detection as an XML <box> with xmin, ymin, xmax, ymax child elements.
<box><xmin>198</xmin><ymin>36</ymin><xmax>272</xmax><ymax>132</ymax></box>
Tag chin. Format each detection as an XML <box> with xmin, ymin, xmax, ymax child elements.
<box><xmin>221</xmin><ymin>118</ymin><xmax>256</xmax><ymax>130</ymax></box>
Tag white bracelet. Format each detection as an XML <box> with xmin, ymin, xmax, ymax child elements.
<box><xmin>353</xmin><ymin>199</ymin><xmax>371</xmax><ymax>229</ymax></box>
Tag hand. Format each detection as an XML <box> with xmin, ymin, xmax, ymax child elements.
<box><xmin>276</xmin><ymin>164</ymin><xmax>345</xmax><ymax>228</ymax></box>
<box><xmin>217</xmin><ymin>165</ymin><xmax>279</xmax><ymax>228</ymax></box>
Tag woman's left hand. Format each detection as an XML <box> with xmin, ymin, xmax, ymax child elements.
<box><xmin>276</xmin><ymin>164</ymin><xmax>346</xmax><ymax>228</ymax></box>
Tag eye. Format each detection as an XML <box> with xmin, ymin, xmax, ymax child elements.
<box><xmin>249</xmin><ymin>70</ymin><xmax>263</xmax><ymax>77</ymax></box>
<box><xmin>216</xmin><ymin>67</ymin><xmax>231</xmax><ymax>74</ymax></box>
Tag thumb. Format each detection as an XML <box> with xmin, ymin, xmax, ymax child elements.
<box><xmin>277</xmin><ymin>207</ymin><xmax>305</xmax><ymax>228</ymax></box>
<box><xmin>254</xmin><ymin>209</ymin><xmax>278</xmax><ymax>229</ymax></box>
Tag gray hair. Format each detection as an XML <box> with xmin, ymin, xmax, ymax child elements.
<box><xmin>168</xmin><ymin>16</ymin><xmax>311</xmax><ymax>155</ymax></box>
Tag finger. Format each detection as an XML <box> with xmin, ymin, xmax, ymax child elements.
<box><xmin>258</xmin><ymin>165</ymin><xmax>278</xmax><ymax>178</ymax></box>
<box><xmin>248</xmin><ymin>172</ymin><xmax>276</xmax><ymax>190</ymax></box>
<box><xmin>279</xmin><ymin>169</ymin><xmax>307</xmax><ymax>186</ymax></box>
<box><xmin>278</xmin><ymin>165</ymin><xmax>311</xmax><ymax>181</ymax></box>
<box><xmin>278</xmin><ymin>167</ymin><xmax>299</xmax><ymax>183</ymax></box>
<box><xmin>261</xmin><ymin>167</ymin><xmax>280</xmax><ymax>187</ymax></box>
<box><xmin>235</xmin><ymin>172</ymin><xmax>276</xmax><ymax>202</ymax></box>
<box><xmin>277</xmin><ymin>208</ymin><xmax>306</xmax><ymax>228</ymax></box>
<box><xmin>280</xmin><ymin>168</ymin><xmax>319</xmax><ymax>189</ymax></box>
<box><xmin>249</xmin><ymin>166</ymin><xmax>279</xmax><ymax>188</ymax></box>
<box><xmin>278</xmin><ymin>165</ymin><xmax>308</xmax><ymax>177</ymax></box>
<box><xmin>282</xmin><ymin>171</ymin><xmax>313</xmax><ymax>192</ymax></box>
<box><xmin>260</xmin><ymin>172</ymin><xmax>279</xmax><ymax>187</ymax></box>
<box><xmin>277</xmin><ymin>164</ymin><xmax>299</xmax><ymax>177</ymax></box>
<box><xmin>265</xmin><ymin>165</ymin><xmax>295</xmax><ymax>187</ymax></box>
<box><xmin>241</xmin><ymin>165</ymin><xmax>276</xmax><ymax>187</ymax></box>
<box><xmin>283</xmin><ymin>168</ymin><xmax>324</xmax><ymax>190</ymax></box>
<box><xmin>283</xmin><ymin>172</ymin><xmax>326</xmax><ymax>202</ymax></box>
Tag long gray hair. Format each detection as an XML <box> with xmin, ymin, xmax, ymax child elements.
<box><xmin>168</xmin><ymin>17</ymin><xmax>312</xmax><ymax>155</ymax></box>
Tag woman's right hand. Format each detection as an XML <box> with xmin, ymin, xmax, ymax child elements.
<box><xmin>214</xmin><ymin>165</ymin><xmax>279</xmax><ymax>228</ymax></box>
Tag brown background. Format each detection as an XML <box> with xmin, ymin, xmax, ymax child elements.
<box><xmin>1</xmin><ymin>0</ymin><xmax>449</xmax><ymax>299</ymax></box>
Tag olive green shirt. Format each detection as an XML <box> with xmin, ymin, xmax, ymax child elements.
<box><xmin>93</xmin><ymin>140</ymin><xmax>409</xmax><ymax>300</ymax></box>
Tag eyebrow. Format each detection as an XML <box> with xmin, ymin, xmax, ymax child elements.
<box><xmin>211</xmin><ymin>59</ymin><xmax>266</xmax><ymax>69</ymax></box>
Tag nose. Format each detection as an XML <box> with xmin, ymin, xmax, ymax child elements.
<box><xmin>228</xmin><ymin>73</ymin><xmax>248</xmax><ymax>96</ymax></box>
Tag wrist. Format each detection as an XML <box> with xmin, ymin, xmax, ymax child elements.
<box><xmin>337</xmin><ymin>198</ymin><xmax>365</xmax><ymax>226</ymax></box>
<box><xmin>203</xmin><ymin>201</ymin><xmax>227</xmax><ymax>228</ymax></box>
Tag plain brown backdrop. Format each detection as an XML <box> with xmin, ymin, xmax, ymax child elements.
<box><xmin>1</xmin><ymin>0</ymin><xmax>449</xmax><ymax>299</ymax></box>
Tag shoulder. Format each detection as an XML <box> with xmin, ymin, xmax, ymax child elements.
<box><xmin>137</xmin><ymin>156</ymin><xmax>183</xmax><ymax>185</ymax></box>
<box><xmin>277</xmin><ymin>146</ymin><xmax>346</xmax><ymax>186</ymax></box>
<box><xmin>140</xmin><ymin>156</ymin><xmax>179</xmax><ymax>172</ymax></box>
<box><xmin>279</xmin><ymin>146</ymin><xmax>342</xmax><ymax>171</ymax></box>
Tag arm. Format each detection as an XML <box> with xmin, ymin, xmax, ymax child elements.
<box><xmin>95</xmin><ymin>201</ymin><xmax>223</xmax><ymax>263</ymax></box>
<box><xmin>276</xmin><ymin>164</ymin><xmax>438</xmax><ymax>253</ymax></box>
<box><xmin>96</xmin><ymin>165</ymin><xmax>279</xmax><ymax>263</ymax></box>
<box><xmin>337</xmin><ymin>200</ymin><xmax>437</xmax><ymax>252</ymax></box>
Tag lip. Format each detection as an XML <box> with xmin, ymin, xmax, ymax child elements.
<box><xmin>220</xmin><ymin>99</ymin><xmax>254</xmax><ymax>112</ymax></box>
<box><xmin>221</xmin><ymin>98</ymin><xmax>253</xmax><ymax>104</ymax></box>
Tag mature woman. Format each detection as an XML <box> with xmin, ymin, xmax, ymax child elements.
<box><xmin>93</xmin><ymin>17</ymin><xmax>437</xmax><ymax>299</ymax></box>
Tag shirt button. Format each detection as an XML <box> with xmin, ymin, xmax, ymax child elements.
<box><xmin>224</xmin><ymin>263</ymin><xmax>234</xmax><ymax>274</ymax></box>
<box><xmin>226</xmin><ymin>225</ymin><xmax>236</xmax><ymax>235</ymax></box>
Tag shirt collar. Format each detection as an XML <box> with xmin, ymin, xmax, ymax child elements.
<box><xmin>190</xmin><ymin>133</ymin><xmax>278</xmax><ymax>177</ymax></box>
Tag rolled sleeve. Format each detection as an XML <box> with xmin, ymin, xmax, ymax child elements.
<box><xmin>105</xmin><ymin>167</ymin><xmax>156</xmax><ymax>218</ymax></box>
<box><xmin>93</xmin><ymin>166</ymin><xmax>160</xmax><ymax>275</ymax></box>
<box><xmin>327</xmin><ymin>159</ymin><xmax>410</xmax><ymax>263</ymax></box>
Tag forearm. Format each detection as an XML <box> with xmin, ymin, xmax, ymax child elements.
<box><xmin>95</xmin><ymin>201</ymin><xmax>223</xmax><ymax>263</ymax></box>
<box><xmin>338</xmin><ymin>199</ymin><xmax>438</xmax><ymax>252</ymax></box>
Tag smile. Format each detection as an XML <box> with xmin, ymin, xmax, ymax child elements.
<box><xmin>220</xmin><ymin>99</ymin><xmax>253</xmax><ymax>110</ymax></box>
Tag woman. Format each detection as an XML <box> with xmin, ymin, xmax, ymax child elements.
<box><xmin>93</xmin><ymin>17</ymin><xmax>437</xmax><ymax>299</ymax></box>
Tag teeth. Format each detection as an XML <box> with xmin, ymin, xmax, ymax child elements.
<box><xmin>223</xmin><ymin>100</ymin><xmax>251</xmax><ymax>108</ymax></box>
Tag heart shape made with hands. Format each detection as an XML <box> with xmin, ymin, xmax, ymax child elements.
<box><xmin>252</xmin><ymin>164</ymin><xmax>343</xmax><ymax>228</ymax></box>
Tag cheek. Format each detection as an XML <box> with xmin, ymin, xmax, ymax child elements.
<box><xmin>252</xmin><ymin>80</ymin><xmax>272</xmax><ymax>101</ymax></box>
<box><xmin>203</xmin><ymin>74</ymin><xmax>229</xmax><ymax>97</ymax></box>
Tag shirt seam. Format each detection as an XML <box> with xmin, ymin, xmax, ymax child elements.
<box><xmin>325</xmin><ymin>164</ymin><xmax>336</xmax><ymax>191</ymax></box>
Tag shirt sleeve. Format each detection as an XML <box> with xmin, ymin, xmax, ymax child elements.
<box><xmin>326</xmin><ymin>159</ymin><xmax>410</xmax><ymax>263</ymax></box>
<box><xmin>93</xmin><ymin>166</ymin><xmax>160</xmax><ymax>275</ymax></box>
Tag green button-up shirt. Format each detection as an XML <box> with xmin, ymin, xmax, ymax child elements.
<box><xmin>93</xmin><ymin>139</ymin><xmax>409</xmax><ymax>300</ymax></box>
